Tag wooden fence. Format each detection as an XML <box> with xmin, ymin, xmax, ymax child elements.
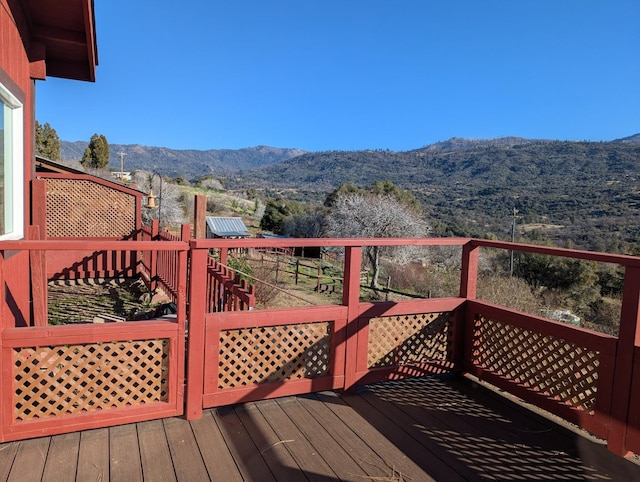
<box><xmin>3</xmin><ymin>236</ymin><xmax>640</xmax><ymax>459</ymax></box>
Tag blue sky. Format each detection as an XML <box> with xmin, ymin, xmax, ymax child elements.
<box><xmin>36</xmin><ymin>0</ymin><xmax>639</xmax><ymax>152</ymax></box>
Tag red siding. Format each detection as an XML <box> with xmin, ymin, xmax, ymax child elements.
<box><xmin>0</xmin><ymin>2</ymin><xmax>37</xmax><ymax>326</ymax></box>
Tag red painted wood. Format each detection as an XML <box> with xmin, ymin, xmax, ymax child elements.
<box><xmin>343</xmin><ymin>246</ymin><xmax>362</xmax><ymax>391</ymax></box>
<box><xmin>185</xmin><ymin>246</ymin><xmax>208</xmax><ymax>420</ymax></box>
<box><xmin>1</xmin><ymin>320</ymin><xmax>179</xmax><ymax>346</ymax></box>
<box><xmin>608</xmin><ymin>266</ymin><xmax>640</xmax><ymax>456</ymax></box>
<box><xmin>203</xmin><ymin>376</ymin><xmax>343</xmax><ymax>407</ymax></box>
<box><xmin>27</xmin><ymin>226</ymin><xmax>47</xmax><ymax>327</ymax></box>
<box><xmin>191</xmin><ymin>237</ymin><xmax>471</xmax><ymax>250</ymax></box>
<box><xmin>466</xmin><ymin>300</ymin><xmax>617</xmax><ymax>353</ymax></box>
<box><xmin>356</xmin><ymin>298</ymin><xmax>464</xmax><ymax>318</ymax></box>
<box><xmin>459</xmin><ymin>242</ymin><xmax>479</xmax><ymax>299</ymax></box>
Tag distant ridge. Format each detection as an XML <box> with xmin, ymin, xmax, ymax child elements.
<box><xmin>614</xmin><ymin>133</ymin><xmax>640</xmax><ymax>143</ymax></box>
<box><xmin>415</xmin><ymin>136</ymin><xmax>548</xmax><ymax>152</ymax></box>
<box><xmin>60</xmin><ymin>142</ymin><xmax>306</xmax><ymax>179</ymax></box>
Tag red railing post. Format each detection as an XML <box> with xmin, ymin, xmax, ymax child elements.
<box><xmin>454</xmin><ymin>240</ymin><xmax>480</xmax><ymax>371</ymax></box>
<box><xmin>608</xmin><ymin>265</ymin><xmax>640</xmax><ymax>456</ymax></box>
<box><xmin>185</xmin><ymin>242</ymin><xmax>208</xmax><ymax>420</ymax></box>
<box><xmin>459</xmin><ymin>240</ymin><xmax>479</xmax><ymax>299</ymax></box>
<box><xmin>342</xmin><ymin>245</ymin><xmax>362</xmax><ymax>391</ymax></box>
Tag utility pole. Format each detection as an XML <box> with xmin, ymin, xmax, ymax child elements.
<box><xmin>510</xmin><ymin>207</ymin><xmax>519</xmax><ymax>276</ymax></box>
<box><xmin>118</xmin><ymin>151</ymin><xmax>126</xmax><ymax>179</ymax></box>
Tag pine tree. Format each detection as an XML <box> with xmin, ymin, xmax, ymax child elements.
<box><xmin>81</xmin><ymin>133</ymin><xmax>110</xmax><ymax>169</ymax></box>
<box><xmin>35</xmin><ymin>121</ymin><xmax>61</xmax><ymax>160</ymax></box>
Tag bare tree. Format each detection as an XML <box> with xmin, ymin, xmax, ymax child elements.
<box><xmin>325</xmin><ymin>193</ymin><xmax>429</xmax><ymax>290</ymax></box>
<box><xmin>133</xmin><ymin>171</ymin><xmax>186</xmax><ymax>228</ymax></box>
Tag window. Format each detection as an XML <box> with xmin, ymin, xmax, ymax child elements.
<box><xmin>0</xmin><ymin>81</ymin><xmax>24</xmax><ymax>240</ymax></box>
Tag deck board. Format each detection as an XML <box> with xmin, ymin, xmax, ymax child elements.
<box><xmin>76</xmin><ymin>428</ymin><xmax>109</xmax><ymax>482</ymax></box>
<box><xmin>41</xmin><ymin>432</ymin><xmax>80</xmax><ymax>482</ymax></box>
<box><xmin>296</xmin><ymin>392</ymin><xmax>391</xmax><ymax>474</ymax></box>
<box><xmin>1</xmin><ymin>375</ymin><xmax>640</xmax><ymax>481</ymax></box>
<box><xmin>276</xmin><ymin>396</ymin><xmax>369</xmax><ymax>481</ymax></box>
<box><xmin>190</xmin><ymin>412</ymin><xmax>243</xmax><ymax>482</ymax></box>
<box><xmin>215</xmin><ymin>405</ymin><xmax>277</xmax><ymax>481</ymax></box>
<box><xmin>6</xmin><ymin>436</ymin><xmax>49</xmax><ymax>482</ymax></box>
<box><xmin>137</xmin><ymin>419</ymin><xmax>176</xmax><ymax>482</ymax></box>
<box><xmin>109</xmin><ymin>423</ymin><xmax>142</xmax><ymax>482</ymax></box>
<box><xmin>234</xmin><ymin>402</ymin><xmax>306</xmax><ymax>482</ymax></box>
<box><xmin>163</xmin><ymin>416</ymin><xmax>210</xmax><ymax>482</ymax></box>
<box><xmin>0</xmin><ymin>442</ymin><xmax>18</xmax><ymax>481</ymax></box>
<box><xmin>315</xmin><ymin>390</ymin><xmax>438</xmax><ymax>481</ymax></box>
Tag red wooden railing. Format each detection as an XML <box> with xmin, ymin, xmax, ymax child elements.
<box><xmin>0</xmin><ymin>239</ymin><xmax>189</xmax><ymax>442</ymax></box>
<box><xmin>205</xmin><ymin>257</ymin><xmax>255</xmax><ymax>312</ymax></box>
<box><xmin>185</xmin><ymin>236</ymin><xmax>640</xmax><ymax>459</ymax></box>
<box><xmin>2</xmin><ymin>235</ymin><xmax>640</xmax><ymax>459</ymax></box>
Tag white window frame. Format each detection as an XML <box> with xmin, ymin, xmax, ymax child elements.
<box><xmin>0</xmin><ymin>81</ymin><xmax>24</xmax><ymax>240</ymax></box>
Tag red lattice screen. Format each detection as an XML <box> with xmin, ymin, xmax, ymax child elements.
<box><xmin>13</xmin><ymin>340</ymin><xmax>169</xmax><ymax>420</ymax></box>
<box><xmin>46</xmin><ymin>178</ymin><xmax>136</xmax><ymax>237</ymax></box>
<box><xmin>367</xmin><ymin>312</ymin><xmax>451</xmax><ymax>368</ymax></box>
<box><xmin>470</xmin><ymin>316</ymin><xmax>599</xmax><ymax>412</ymax></box>
<box><xmin>218</xmin><ymin>322</ymin><xmax>331</xmax><ymax>388</ymax></box>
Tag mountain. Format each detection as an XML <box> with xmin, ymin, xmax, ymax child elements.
<box><xmin>227</xmin><ymin>138</ymin><xmax>640</xmax><ymax>252</ymax></box>
<box><xmin>60</xmin><ymin>142</ymin><xmax>306</xmax><ymax>179</ymax></box>
<box><xmin>60</xmin><ymin>134</ymin><xmax>640</xmax><ymax>252</ymax></box>
<box><xmin>416</xmin><ymin>136</ymin><xmax>548</xmax><ymax>152</ymax></box>
<box><xmin>614</xmin><ymin>133</ymin><xmax>640</xmax><ymax>143</ymax></box>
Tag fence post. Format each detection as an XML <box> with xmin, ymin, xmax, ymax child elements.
<box><xmin>608</xmin><ymin>265</ymin><xmax>640</xmax><ymax>456</ymax></box>
<box><xmin>194</xmin><ymin>195</ymin><xmax>207</xmax><ymax>239</ymax></box>
<box><xmin>453</xmin><ymin>240</ymin><xmax>479</xmax><ymax>373</ymax></box>
<box><xmin>459</xmin><ymin>241</ymin><xmax>479</xmax><ymax>299</ymax></box>
<box><xmin>342</xmin><ymin>245</ymin><xmax>362</xmax><ymax>391</ymax></box>
<box><xmin>185</xmin><ymin>242</ymin><xmax>208</xmax><ymax>420</ymax></box>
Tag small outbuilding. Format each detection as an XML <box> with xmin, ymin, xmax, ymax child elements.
<box><xmin>206</xmin><ymin>217</ymin><xmax>250</xmax><ymax>239</ymax></box>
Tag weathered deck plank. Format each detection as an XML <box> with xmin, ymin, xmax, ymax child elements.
<box><xmin>6</xmin><ymin>437</ymin><xmax>49</xmax><ymax>482</ymax></box>
<box><xmin>163</xmin><ymin>416</ymin><xmax>210</xmax><ymax>482</ymax></box>
<box><xmin>255</xmin><ymin>398</ymin><xmax>339</xmax><ymax>481</ymax></box>
<box><xmin>234</xmin><ymin>402</ymin><xmax>306</xmax><ymax>482</ymax></box>
<box><xmin>215</xmin><ymin>405</ymin><xmax>277</xmax><ymax>481</ymax></box>
<box><xmin>109</xmin><ymin>423</ymin><xmax>142</xmax><ymax>482</ymax></box>
<box><xmin>0</xmin><ymin>442</ymin><xmax>19</xmax><ymax>481</ymax></box>
<box><xmin>297</xmin><ymin>392</ymin><xmax>394</xmax><ymax>478</ymax></box>
<box><xmin>137</xmin><ymin>419</ymin><xmax>176</xmax><ymax>482</ymax></box>
<box><xmin>190</xmin><ymin>412</ymin><xmax>243</xmax><ymax>482</ymax></box>
<box><xmin>76</xmin><ymin>428</ymin><xmax>109</xmax><ymax>482</ymax></box>
<box><xmin>275</xmin><ymin>396</ymin><xmax>371</xmax><ymax>481</ymax></box>
<box><xmin>315</xmin><ymin>390</ymin><xmax>439</xmax><ymax>481</ymax></box>
<box><xmin>0</xmin><ymin>375</ymin><xmax>639</xmax><ymax>481</ymax></box>
<box><xmin>41</xmin><ymin>432</ymin><xmax>80</xmax><ymax>482</ymax></box>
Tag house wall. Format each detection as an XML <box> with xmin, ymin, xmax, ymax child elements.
<box><xmin>1</xmin><ymin>1</ymin><xmax>37</xmax><ymax>326</ymax></box>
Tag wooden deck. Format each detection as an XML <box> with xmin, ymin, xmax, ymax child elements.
<box><xmin>0</xmin><ymin>375</ymin><xmax>638</xmax><ymax>481</ymax></box>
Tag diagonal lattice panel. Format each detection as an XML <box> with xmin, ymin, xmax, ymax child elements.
<box><xmin>13</xmin><ymin>340</ymin><xmax>169</xmax><ymax>420</ymax></box>
<box><xmin>470</xmin><ymin>316</ymin><xmax>600</xmax><ymax>412</ymax></box>
<box><xmin>46</xmin><ymin>178</ymin><xmax>136</xmax><ymax>238</ymax></box>
<box><xmin>367</xmin><ymin>312</ymin><xmax>451</xmax><ymax>368</ymax></box>
<box><xmin>218</xmin><ymin>322</ymin><xmax>331</xmax><ymax>388</ymax></box>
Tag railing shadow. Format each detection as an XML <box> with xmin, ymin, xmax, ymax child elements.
<box><xmin>337</xmin><ymin>375</ymin><xmax>640</xmax><ymax>480</ymax></box>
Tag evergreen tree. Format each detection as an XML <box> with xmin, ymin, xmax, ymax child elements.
<box><xmin>35</xmin><ymin>121</ymin><xmax>61</xmax><ymax>160</ymax></box>
<box><xmin>81</xmin><ymin>134</ymin><xmax>110</xmax><ymax>169</ymax></box>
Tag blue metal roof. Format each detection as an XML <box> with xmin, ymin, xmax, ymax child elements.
<box><xmin>205</xmin><ymin>217</ymin><xmax>250</xmax><ymax>238</ymax></box>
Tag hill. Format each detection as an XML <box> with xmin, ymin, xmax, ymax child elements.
<box><xmin>60</xmin><ymin>142</ymin><xmax>305</xmax><ymax>179</ymax></box>
<box><xmin>226</xmin><ymin>137</ymin><xmax>640</xmax><ymax>252</ymax></box>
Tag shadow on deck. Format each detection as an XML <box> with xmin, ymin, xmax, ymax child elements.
<box><xmin>1</xmin><ymin>375</ymin><xmax>638</xmax><ymax>481</ymax></box>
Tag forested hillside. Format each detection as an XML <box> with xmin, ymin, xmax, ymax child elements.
<box><xmin>61</xmin><ymin>141</ymin><xmax>305</xmax><ymax>177</ymax></box>
<box><xmin>227</xmin><ymin>139</ymin><xmax>640</xmax><ymax>252</ymax></box>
